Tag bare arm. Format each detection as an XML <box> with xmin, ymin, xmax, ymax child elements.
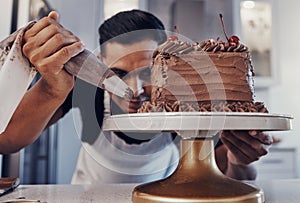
<box><xmin>0</xmin><ymin>11</ymin><xmax>84</xmax><ymax>154</ymax></box>
<box><xmin>216</xmin><ymin>130</ymin><xmax>272</xmax><ymax>180</ymax></box>
<box><xmin>0</xmin><ymin>80</ymin><xmax>66</xmax><ymax>154</ymax></box>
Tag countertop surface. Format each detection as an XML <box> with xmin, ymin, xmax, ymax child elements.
<box><xmin>0</xmin><ymin>179</ymin><xmax>299</xmax><ymax>203</ymax></box>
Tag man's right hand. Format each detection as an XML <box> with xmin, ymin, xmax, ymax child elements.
<box><xmin>22</xmin><ymin>11</ymin><xmax>85</xmax><ymax>98</ymax></box>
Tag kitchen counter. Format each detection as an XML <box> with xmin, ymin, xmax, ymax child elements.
<box><xmin>0</xmin><ymin>179</ymin><xmax>299</xmax><ymax>203</ymax></box>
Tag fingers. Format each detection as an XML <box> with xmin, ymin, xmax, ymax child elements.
<box><xmin>248</xmin><ymin>130</ymin><xmax>273</xmax><ymax>145</ymax></box>
<box><xmin>24</xmin><ymin>16</ymin><xmax>56</xmax><ymax>39</ymax></box>
<box><xmin>221</xmin><ymin>134</ymin><xmax>253</xmax><ymax>165</ymax></box>
<box><xmin>220</xmin><ymin>131</ymin><xmax>270</xmax><ymax>165</ymax></box>
<box><xmin>230</xmin><ymin>130</ymin><xmax>271</xmax><ymax>149</ymax></box>
<box><xmin>23</xmin><ymin>14</ymin><xmax>85</xmax><ymax>75</ymax></box>
<box><xmin>221</xmin><ymin>131</ymin><xmax>260</xmax><ymax>163</ymax></box>
<box><xmin>28</xmin><ymin>27</ymin><xmax>80</xmax><ymax>62</ymax></box>
<box><xmin>24</xmin><ymin>24</ymin><xmax>74</xmax><ymax>53</ymax></box>
<box><xmin>48</xmin><ymin>11</ymin><xmax>59</xmax><ymax>21</ymax></box>
<box><xmin>30</xmin><ymin>41</ymin><xmax>84</xmax><ymax>76</ymax></box>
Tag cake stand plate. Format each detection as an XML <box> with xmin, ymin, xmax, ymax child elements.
<box><xmin>103</xmin><ymin>112</ymin><xmax>292</xmax><ymax>133</ymax></box>
<box><xmin>103</xmin><ymin>112</ymin><xmax>292</xmax><ymax>203</ymax></box>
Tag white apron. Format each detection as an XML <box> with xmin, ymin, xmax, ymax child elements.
<box><xmin>71</xmin><ymin>92</ymin><xmax>179</xmax><ymax>184</ymax></box>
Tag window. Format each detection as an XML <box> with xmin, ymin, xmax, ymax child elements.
<box><xmin>104</xmin><ymin>0</ymin><xmax>139</xmax><ymax>19</ymax></box>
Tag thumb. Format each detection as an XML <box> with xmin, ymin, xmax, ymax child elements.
<box><xmin>48</xmin><ymin>11</ymin><xmax>59</xmax><ymax>22</ymax></box>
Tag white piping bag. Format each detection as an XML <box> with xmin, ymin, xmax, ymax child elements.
<box><xmin>0</xmin><ymin>22</ymin><xmax>37</xmax><ymax>134</ymax></box>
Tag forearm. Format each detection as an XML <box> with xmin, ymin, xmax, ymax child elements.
<box><xmin>225</xmin><ymin>162</ymin><xmax>257</xmax><ymax>180</ymax></box>
<box><xmin>215</xmin><ymin>144</ymin><xmax>257</xmax><ymax>180</ymax></box>
<box><xmin>0</xmin><ymin>80</ymin><xmax>68</xmax><ymax>154</ymax></box>
<box><xmin>218</xmin><ymin>130</ymin><xmax>271</xmax><ymax>180</ymax></box>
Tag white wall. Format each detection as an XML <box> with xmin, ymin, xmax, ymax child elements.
<box><xmin>265</xmin><ymin>0</ymin><xmax>300</xmax><ymax>177</ymax></box>
<box><xmin>48</xmin><ymin>0</ymin><xmax>103</xmax><ymax>51</ymax></box>
<box><xmin>0</xmin><ymin>0</ymin><xmax>13</xmax><ymax>41</ymax></box>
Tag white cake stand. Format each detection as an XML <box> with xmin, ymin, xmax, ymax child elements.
<box><xmin>103</xmin><ymin>112</ymin><xmax>292</xmax><ymax>203</ymax></box>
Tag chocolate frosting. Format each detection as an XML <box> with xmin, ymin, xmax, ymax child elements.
<box><xmin>138</xmin><ymin>39</ymin><xmax>267</xmax><ymax>113</ymax></box>
<box><xmin>138</xmin><ymin>101</ymin><xmax>268</xmax><ymax>113</ymax></box>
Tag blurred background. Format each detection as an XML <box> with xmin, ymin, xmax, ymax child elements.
<box><xmin>0</xmin><ymin>0</ymin><xmax>299</xmax><ymax>184</ymax></box>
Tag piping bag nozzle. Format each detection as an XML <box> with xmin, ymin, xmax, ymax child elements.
<box><xmin>65</xmin><ymin>49</ymin><xmax>134</xmax><ymax>101</ymax></box>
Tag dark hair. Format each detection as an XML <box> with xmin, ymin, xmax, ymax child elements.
<box><xmin>98</xmin><ymin>9</ymin><xmax>167</xmax><ymax>56</ymax></box>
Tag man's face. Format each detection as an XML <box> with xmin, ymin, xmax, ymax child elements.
<box><xmin>102</xmin><ymin>40</ymin><xmax>158</xmax><ymax>114</ymax></box>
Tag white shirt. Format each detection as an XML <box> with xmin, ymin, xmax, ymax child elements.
<box><xmin>71</xmin><ymin>92</ymin><xmax>179</xmax><ymax>184</ymax></box>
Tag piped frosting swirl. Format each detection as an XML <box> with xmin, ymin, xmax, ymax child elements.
<box><xmin>154</xmin><ymin>38</ymin><xmax>249</xmax><ymax>57</ymax></box>
<box><xmin>199</xmin><ymin>39</ymin><xmax>248</xmax><ymax>53</ymax></box>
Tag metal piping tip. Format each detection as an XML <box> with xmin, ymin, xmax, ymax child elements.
<box><xmin>64</xmin><ymin>50</ymin><xmax>133</xmax><ymax>101</ymax></box>
<box><xmin>124</xmin><ymin>87</ymin><xmax>134</xmax><ymax>101</ymax></box>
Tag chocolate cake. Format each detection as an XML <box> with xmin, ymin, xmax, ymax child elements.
<box><xmin>138</xmin><ymin>16</ymin><xmax>268</xmax><ymax>113</ymax></box>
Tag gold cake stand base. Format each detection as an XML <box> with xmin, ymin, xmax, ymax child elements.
<box><xmin>132</xmin><ymin>138</ymin><xmax>264</xmax><ymax>203</ymax></box>
<box><xmin>104</xmin><ymin>113</ymin><xmax>292</xmax><ymax>203</ymax></box>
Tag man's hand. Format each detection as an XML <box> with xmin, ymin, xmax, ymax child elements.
<box><xmin>217</xmin><ymin>130</ymin><xmax>273</xmax><ymax>180</ymax></box>
<box><xmin>22</xmin><ymin>11</ymin><xmax>85</xmax><ymax>98</ymax></box>
<box><xmin>220</xmin><ymin>130</ymin><xmax>272</xmax><ymax>166</ymax></box>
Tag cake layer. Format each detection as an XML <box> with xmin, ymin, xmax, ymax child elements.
<box><xmin>152</xmin><ymin>88</ymin><xmax>252</xmax><ymax>102</ymax></box>
<box><xmin>151</xmin><ymin>52</ymin><xmax>253</xmax><ymax>103</ymax></box>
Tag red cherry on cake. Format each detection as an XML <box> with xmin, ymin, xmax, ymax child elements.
<box><xmin>219</xmin><ymin>14</ymin><xmax>240</xmax><ymax>45</ymax></box>
<box><xmin>229</xmin><ymin>35</ymin><xmax>240</xmax><ymax>44</ymax></box>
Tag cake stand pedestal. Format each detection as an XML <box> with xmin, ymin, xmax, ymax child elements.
<box><xmin>104</xmin><ymin>112</ymin><xmax>292</xmax><ymax>203</ymax></box>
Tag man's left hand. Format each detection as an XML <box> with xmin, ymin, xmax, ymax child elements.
<box><xmin>220</xmin><ymin>130</ymin><xmax>273</xmax><ymax>165</ymax></box>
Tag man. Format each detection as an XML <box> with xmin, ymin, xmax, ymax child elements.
<box><xmin>0</xmin><ymin>10</ymin><xmax>271</xmax><ymax>183</ymax></box>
